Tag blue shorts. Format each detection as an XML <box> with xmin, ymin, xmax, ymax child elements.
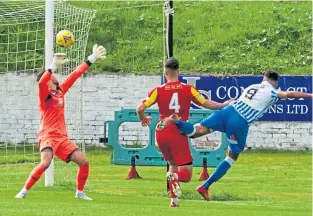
<box><xmin>199</xmin><ymin>105</ymin><xmax>249</xmax><ymax>154</ymax></box>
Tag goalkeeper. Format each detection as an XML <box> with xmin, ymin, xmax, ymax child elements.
<box><xmin>15</xmin><ymin>45</ymin><xmax>106</xmax><ymax>200</ymax></box>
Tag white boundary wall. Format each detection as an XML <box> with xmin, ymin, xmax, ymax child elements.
<box><xmin>0</xmin><ymin>73</ymin><xmax>311</xmax><ymax>150</ymax></box>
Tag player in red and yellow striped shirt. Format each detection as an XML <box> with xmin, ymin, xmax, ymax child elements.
<box><xmin>15</xmin><ymin>45</ymin><xmax>106</xmax><ymax>200</ymax></box>
<box><xmin>136</xmin><ymin>57</ymin><xmax>231</xmax><ymax>207</ymax></box>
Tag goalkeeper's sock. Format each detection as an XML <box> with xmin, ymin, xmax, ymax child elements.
<box><xmin>24</xmin><ymin>164</ymin><xmax>46</xmax><ymax>190</ymax></box>
<box><xmin>177</xmin><ymin>169</ymin><xmax>192</xmax><ymax>182</ymax></box>
<box><xmin>171</xmin><ymin>197</ymin><xmax>179</xmax><ymax>206</ymax></box>
<box><xmin>202</xmin><ymin>156</ymin><xmax>235</xmax><ymax>189</ymax></box>
<box><xmin>15</xmin><ymin>187</ymin><xmax>28</xmax><ymax>199</ymax></box>
<box><xmin>20</xmin><ymin>188</ymin><xmax>28</xmax><ymax>194</ymax></box>
<box><xmin>175</xmin><ymin>120</ymin><xmax>196</xmax><ymax>137</ymax></box>
<box><xmin>77</xmin><ymin>165</ymin><xmax>89</xmax><ymax>191</ymax></box>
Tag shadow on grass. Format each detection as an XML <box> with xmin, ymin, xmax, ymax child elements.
<box><xmin>0</xmin><ymin>159</ymin><xmax>39</xmax><ymax>165</ymax></box>
<box><xmin>54</xmin><ymin>181</ymin><xmax>76</xmax><ymax>190</ymax></box>
<box><xmin>160</xmin><ymin>191</ymin><xmax>258</xmax><ymax>202</ymax></box>
<box><xmin>184</xmin><ymin>191</ymin><xmax>250</xmax><ymax>201</ymax></box>
<box><xmin>242</xmin><ymin>148</ymin><xmax>312</xmax><ymax>155</ymax></box>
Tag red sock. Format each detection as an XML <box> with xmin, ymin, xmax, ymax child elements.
<box><xmin>24</xmin><ymin>165</ymin><xmax>46</xmax><ymax>190</ymax></box>
<box><xmin>77</xmin><ymin>165</ymin><xmax>89</xmax><ymax>191</ymax></box>
<box><xmin>177</xmin><ymin>169</ymin><xmax>191</xmax><ymax>182</ymax></box>
<box><xmin>168</xmin><ymin>172</ymin><xmax>178</xmax><ymax>198</ymax></box>
<box><xmin>169</xmin><ymin>181</ymin><xmax>177</xmax><ymax>198</ymax></box>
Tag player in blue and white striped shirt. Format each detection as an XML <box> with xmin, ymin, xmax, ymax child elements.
<box><xmin>173</xmin><ymin>70</ymin><xmax>313</xmax><ymax>201</ymax></box>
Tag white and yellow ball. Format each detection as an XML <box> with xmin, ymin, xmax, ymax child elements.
<box><xmin>56</xmin><ymin>30</ymin><xmax>75</xmax><ymax>48</ymax></box>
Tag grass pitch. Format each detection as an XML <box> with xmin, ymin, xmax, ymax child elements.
<box><xmin>0</xmin><ymin>148</ymin><xmax>311</xmax><ymax>216</ymax></box>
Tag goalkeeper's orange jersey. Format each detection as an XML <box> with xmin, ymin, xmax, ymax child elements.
<box><xmin>37</xmin><ymin>62</ymin><xmax>89</xmax><ymax>138</ymax></box>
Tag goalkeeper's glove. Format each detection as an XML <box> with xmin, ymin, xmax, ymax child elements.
<box><xmin>49</xmin><ymin>53</ymin><xmax>69</xmax><ymax>72</ymax></box>
<box><xmin>88</xmin><ymin>44</ymin><xmax>107</xmax><ymax>63</ymax></box>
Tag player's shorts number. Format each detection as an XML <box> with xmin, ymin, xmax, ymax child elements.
<box><xmin>169</xmin><ymin>92</ymin><xmax>180</xmax><ymax>113</ymax></box>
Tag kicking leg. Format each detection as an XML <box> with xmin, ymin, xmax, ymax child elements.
<box><xmin>175</xmin><ymin>120</ymin><xmax>211</xmax><ymax>138</ymax></box>
<box><xmin>176</xmin><ymin>110</ymin><xmax>225</xmax><ymax>138</ymax></box>
<box><xmin>15</xmin><ymin>148</ymin><xmax>53</xmax><ymax>198</ymax></box>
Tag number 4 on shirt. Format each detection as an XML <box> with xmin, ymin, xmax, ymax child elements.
<box><xmin>169</xmin><ymin>93</ymin><xmax>180</xmax><ymax>113</ymax></box>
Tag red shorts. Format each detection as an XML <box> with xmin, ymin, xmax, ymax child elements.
<box><xmin>38</xmin><ymin>135</ymin><xmax>79</xmax><ymax>162</ymax></box>
<box><xmin>156</xmin><ymin>124</ymin><xmax>193</xmax><ymax>166</ymax></box>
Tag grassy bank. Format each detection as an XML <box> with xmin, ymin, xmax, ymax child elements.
<box><xmin>71</xmin><ymin>1</ymin><xmax>312</xmax><ymax>75</ymax></box>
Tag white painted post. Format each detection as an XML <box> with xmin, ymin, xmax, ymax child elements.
<box><xmin>44</xmin><ymin>0</ymin><xmax>55</xmax><ymax>187</ymax></box>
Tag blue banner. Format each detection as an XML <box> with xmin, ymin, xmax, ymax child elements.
<box><xmin>175</xmin><ymin>75</ymin><xmax>312</xmax><ymax>122</ymax></box>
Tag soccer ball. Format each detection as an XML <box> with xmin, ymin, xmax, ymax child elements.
<box><xmin>56</xmin><ymin>30</ymin><xmax>75</xmax><ymax>48</ymax></box>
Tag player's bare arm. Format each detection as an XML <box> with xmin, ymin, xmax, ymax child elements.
<box><xmin>277</xmin><ymin>91</ymin><xmax>313</xmax><ymax>99</ymax></box>
<box><xmin>201</xmin><ymin>98</ymin><xmax>233</xmax><ymax>110</ymax></box>
<box><xmin>137</xmin><ymin>87</ymin><xmax>157</xmax><ymax>127</ymax></box>
<box><xmin>136</xmin><ymin>103</ymin><xmax>152</xmax><ymax>127</ymax></box>
<box><xmin>191</xmin><ymin>86</ymin><xmax>232</xmax><ymax>110</ymax></box>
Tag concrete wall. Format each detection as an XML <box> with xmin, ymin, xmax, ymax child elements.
<box><xmin>0</xmin><ymin>73</ymin><xmax>311</xmax><ymax>150</ymax></box>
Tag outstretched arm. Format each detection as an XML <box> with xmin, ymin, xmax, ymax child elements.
<box><xmin>277</xmin><ymin>91</ymin><xmax>313</xmax><ymax>99</ymax></box>
<box><xmin>190</xmin><ymin>86</ymin><xmax>232</xmax><ymax>110</ymax></box>
<box><xmin>38</xmin><ymin>53</ymin><xmax>69</xmax><ymax>107</ymax></box>
<box><xmin>59</xmin><ymin>44</ymin><xmax>107</xmax><ymax>94</ymax></box>
<box><xmin>38</xmin><ymin>70</ymin><xmax>52</xmax><ymax>107</ymax></box>
<box><xmin>59</xmin><ymin>62</ymin><xmax>90</xmax><ymax>94</ymax></box>
<box><xmin>201</xmin><ymin>99</ymin><xmax>232</xmax><ymax>110</ymax></box>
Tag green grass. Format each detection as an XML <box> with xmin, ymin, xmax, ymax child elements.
<box><xmin>0</xmin><ymin>144</ymin><xmax>39</xmax><ymax>165</ymax></box>
<box><xmin>69</xmin><ymin>1</ymin><xmax>312</xmax><ymax>75</ymax></box>
<box><xmin>0</xmin><ymin>148</ymin><xmax>311</xmax><ymax>216</ymax></box>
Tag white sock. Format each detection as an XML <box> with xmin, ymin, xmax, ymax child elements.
<box><xmin>171</xmin><ymin>197</ymin><xmax>179</xmax><ymax>204</ymax></box>
<box><xmin>76</xmin><ymin>190</ymin><xmax>83</xmax><ymax>194</ymax></box>
<box><xmin>21</xmin><ymin>188</ymin><xmax>28</xmax><ymax>194</ymax></box>
<box><xmin>225</xmin><ymin>156</ymin><xmax>235</xmax><ymax>166</ymax></box>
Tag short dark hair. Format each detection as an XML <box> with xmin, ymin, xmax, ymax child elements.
<box><xmin>36</xmin><ymin>69</ymin><xmax>45</xmax><ymax>82</ymax></box>
<box><xmin>264</xmin><ymin>70</ymin><xmax>279</xmax><ymax>81</ymax></box>
<box><xmin>164</xmin><ymin>57</ymin><xmax>179</xmax><ymax>71</ymax></box>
